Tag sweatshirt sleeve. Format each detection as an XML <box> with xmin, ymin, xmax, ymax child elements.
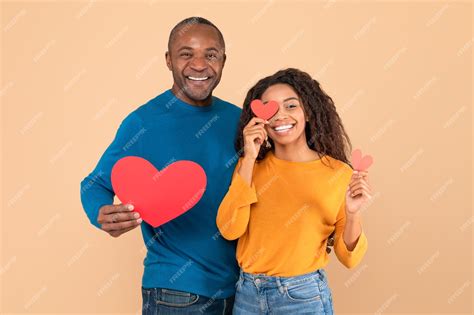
<box><xmin>80</xmin><ymin>112</ymin><xmax>144</xmax><ymax>229</ymax></box>
<box><xmin>216</xmin><ymin>158</ymin><xmax>258</xmax><ymax>240</ymax></box>
<box><xmin>333</xmin><ymin>197</ymin><xmax>368</xmax><ymax>269</ymax></box>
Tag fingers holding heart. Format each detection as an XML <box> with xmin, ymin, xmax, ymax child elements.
<box><xmin>348</xmin><ymin>172</ymin><xmax>372</xmax><ymax>198</ymax></box>
<box><xmin>101</xmin><ymin>218</ymin><xmax>142</xmax><ymax>234</ymax></box>
<box><xmin>107</xmin><ymin>211</ymin><xmax>140</xmax><ymax>224</ymax></box>
<box><xmin>244</xmin><ymin>125</ymin><xmax>268</xmax><ymax>145</ymax></box>
<box><xmin>348</xmin><ymin>186</ymin><xmax>372</xmax><ymax>199</ymax></box>
<box><xmin>350</xmin><ymin>171</ymin><xmax>370</xmax><ymax>185</ymax></box>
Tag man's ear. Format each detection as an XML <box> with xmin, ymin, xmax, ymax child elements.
<box><xmin>165</xmin><ymin>51</ymin><xmax>172</xmax><ymax>71</ymax></box>
<box><xmin>222</xmin><ymin>53</ymin><xmax>226</xmax><ymax>68</ymax></box>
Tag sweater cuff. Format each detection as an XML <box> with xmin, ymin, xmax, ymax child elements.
<box><xmin>338</xmin><ymin>230</ymin><xmax>368</xmax><ymax>258</ymax></box>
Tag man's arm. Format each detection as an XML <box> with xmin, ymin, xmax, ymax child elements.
<box><xmin>80</xmin><ymin>112</ymin><xmax>145</xmax><ymax>237</ymax></box>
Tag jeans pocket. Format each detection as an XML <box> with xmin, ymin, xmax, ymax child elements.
<box><xmin>156</xmin><ymin>288</ymin><xmax>200</xmax><ymax>307</ymax></box>
<box><xmin>141</xmin><ymin>287</ymin><xmax>153</xmax><ymax>315</ymax></box>
<box><xmin>284</xmin><ymin>278</ymin><xmax>321</xmax><ymax>302</ymax></box>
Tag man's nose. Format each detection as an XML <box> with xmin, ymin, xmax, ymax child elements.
<box><xmin>189</xmin><ymin>56</ymin><xmax>208</xmax><ymax>71</ymax></box>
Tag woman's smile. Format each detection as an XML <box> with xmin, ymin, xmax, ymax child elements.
<box><xmin>271</xmin><ymin>122</ymin><xmax>296</xmax><ymax>135</ymax></box>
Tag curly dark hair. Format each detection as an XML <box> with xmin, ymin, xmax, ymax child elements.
<box><xmin>235</xmin><ymin>68</ymin><xmax>353</xmax><ymax>168</ymax></box>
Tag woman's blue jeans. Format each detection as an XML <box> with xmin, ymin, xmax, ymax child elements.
<box><xmin>233</xmin><ymin>268</ymin><xmax>334</xmax><ymax>315</ymax></box>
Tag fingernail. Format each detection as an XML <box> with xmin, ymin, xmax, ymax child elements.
<box><xmin>137</xmin><ymin>218</ymin><xmax>143</xmax><ymax>223</ymax></box>
<box><xmin>353</xmin><ymin>170</ymin><xmax>359</xmax><ymax>174</ymax></box>
<box><xmin>134</xmin><ymin>212</ymin><xmax>140</xmax><ymax>218</ymax></box>
<box><xmin>128</xmin><ymin>205</ymin><xmax>134</xmax><ymax>210</ymax></box>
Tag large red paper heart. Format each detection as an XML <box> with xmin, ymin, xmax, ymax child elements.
<box><xmin>351</xmin><ymin>149</ymin><xmax>374</xmax><ymax>171</ymax></box>
<box><xmin>111</xmin><ymin>156</ymin><xmax>207</xmax><ymax>228</ymax></box>
<box><xmin>250</xmin><ymin>99</ymin><xmax>279</xmax><ymax>120</ymax></box>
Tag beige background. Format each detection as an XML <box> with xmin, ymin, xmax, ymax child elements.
<box><xmin>1</xmin><ymin>0</ymin><xmax>472</xmax><ymax>314</ymax></box>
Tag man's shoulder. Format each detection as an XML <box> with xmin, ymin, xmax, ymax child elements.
<box><xmin>212</xmin><ymin>96</ymin><xmax>242</xmax><ymax>116</ymax></box>
<box><xmin>128</xmin><ymin>90</ymin><xmax>171</xmax><ymax>121</ymax></box>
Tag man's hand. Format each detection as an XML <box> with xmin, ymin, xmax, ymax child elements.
<box><xmin>97</xmin><ymin>204</ymin><xmax>142</xmax><ymax>238</ymax></box>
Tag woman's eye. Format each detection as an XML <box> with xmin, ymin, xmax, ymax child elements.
<box><xmin>287</xmin><ymin>104</ymin><xmax>297</xmax><ymax>109</ymax></box>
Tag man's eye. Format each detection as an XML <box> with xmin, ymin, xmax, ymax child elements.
<box><xmin>181</xmin><ymin>53</ymin><xmax>192</xmax><ymax>57</ymax></box>
<box><xmin>207</xmin><ymin>54</ymin><xmax>217</xmax><ymax>60</ymax></box>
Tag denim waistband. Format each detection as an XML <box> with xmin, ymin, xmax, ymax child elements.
<box><xmin>239</xmin><ymin>268</ymin><xmax>326</xmax><ymax>287</ymax></box>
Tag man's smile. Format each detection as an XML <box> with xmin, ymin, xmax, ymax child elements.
<box><xmin>186</xmin><ymin>76</ymin><xmax>211</xmax><ymax>81</ymax></box>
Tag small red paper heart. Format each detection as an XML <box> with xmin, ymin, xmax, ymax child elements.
<box><xmin>351</xmin><ymin>149</ymin><xmax>374</xmax><ymax>171</ymax></box>
<box><xmin>250</xmin><ymin>99</ymin><xmax>279</xmax><ymax>120</ymax></box>
<box><xmin>111</xmin><ymin>156</ymin><xmax>207</xmax><ymax>228</ymax></box>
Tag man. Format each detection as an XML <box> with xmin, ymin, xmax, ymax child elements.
<box><xmin>80</xmin><ymin>17</ymin><xmax>240</xmax><ymax>314</ymax></box>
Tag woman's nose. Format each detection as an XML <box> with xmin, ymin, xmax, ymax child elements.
<box><xmin>272</xmin><ymin>107</ymin><xmax>288</xmax><ymax>120</ymax></box>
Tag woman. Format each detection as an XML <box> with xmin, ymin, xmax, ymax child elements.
<box><xmin>216</xmin><ymin>68</ymin><xmax>371</xmax><ymax>314</ymax></box>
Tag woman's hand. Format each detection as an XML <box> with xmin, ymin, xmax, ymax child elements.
<box><xmin>345</xmin><ymin>170</ymin><xmax>372</xmax><ymax>216</ymax></box>
<box><xmin>242</xmin><ymin>117</ymin><xmax>269</xmax><ymax>161</ymax></box>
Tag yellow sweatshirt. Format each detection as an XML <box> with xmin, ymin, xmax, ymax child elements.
<box><xmin>216</xmin><ymin>151</ymin><xmax>368</xmax><ymax>276</ymax></box>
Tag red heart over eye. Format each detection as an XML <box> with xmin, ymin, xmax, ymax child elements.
<box><xmin>250</xmin><ymin>99</ymin><xmax>279</xmax><ymax>120</ymax></box>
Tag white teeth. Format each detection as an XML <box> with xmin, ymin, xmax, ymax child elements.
<box><xmin>188</xmin><ymin>76</ymin><xmax>209</xmax><ymax>81</ymax></box>
<box><xmin>274</xmin><ymin>124</ymin><xmax>294</xmax><ymax>131</ymax></box>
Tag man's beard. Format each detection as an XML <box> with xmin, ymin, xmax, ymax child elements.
<box><xmin>183</xmin><ymin>84</ymin><xmax>213</xmax><ymax>101</ymax></box>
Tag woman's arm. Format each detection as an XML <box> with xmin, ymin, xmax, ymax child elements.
<box><xmin>333</xmin><ymin>203</ymin><xmax>368</xmax><ymax>269</ymax></box>
<box><xmin>216</xmin><ymin>157</ymin><xmax>258</xmax><ymax>240</ymax></box>
<box><xmin>344</xmin><ymin>170</ymin><xmax>372</xmax><ymax>249</ymax></box>
<box><xmin>334</xmin><ymin>170</ymin><xmax>371</xmax><ymax>268</ymax></box>
<box><xmin>343</xmin><ymin>212</ymin><xmax>363</xmax><ymax>251</ymax></box>
<box><xmin>217</xmin><ymin>117</ymin><xmax>268</xmax><ymax>240</ymax></box>
<box><xmin>238</xmin><ymin>156</ymin><xmax>257</xmax><ymax>185</ymax></box>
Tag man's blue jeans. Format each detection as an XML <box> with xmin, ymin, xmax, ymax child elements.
<box><xmin>233</xmin><ymin>269</ymin><xmax>334</xmax><ymax>314</ymax></box>
<box><xmin>141</xmin><ymin>287</ymin><xmax>234</xmax><ymax>314</ymax></box>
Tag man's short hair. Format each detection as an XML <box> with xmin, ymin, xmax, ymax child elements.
<box><xmin>168</xmin><ymin>17</ymin><xmax>225</xmax><ymax>51</ymax></box>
